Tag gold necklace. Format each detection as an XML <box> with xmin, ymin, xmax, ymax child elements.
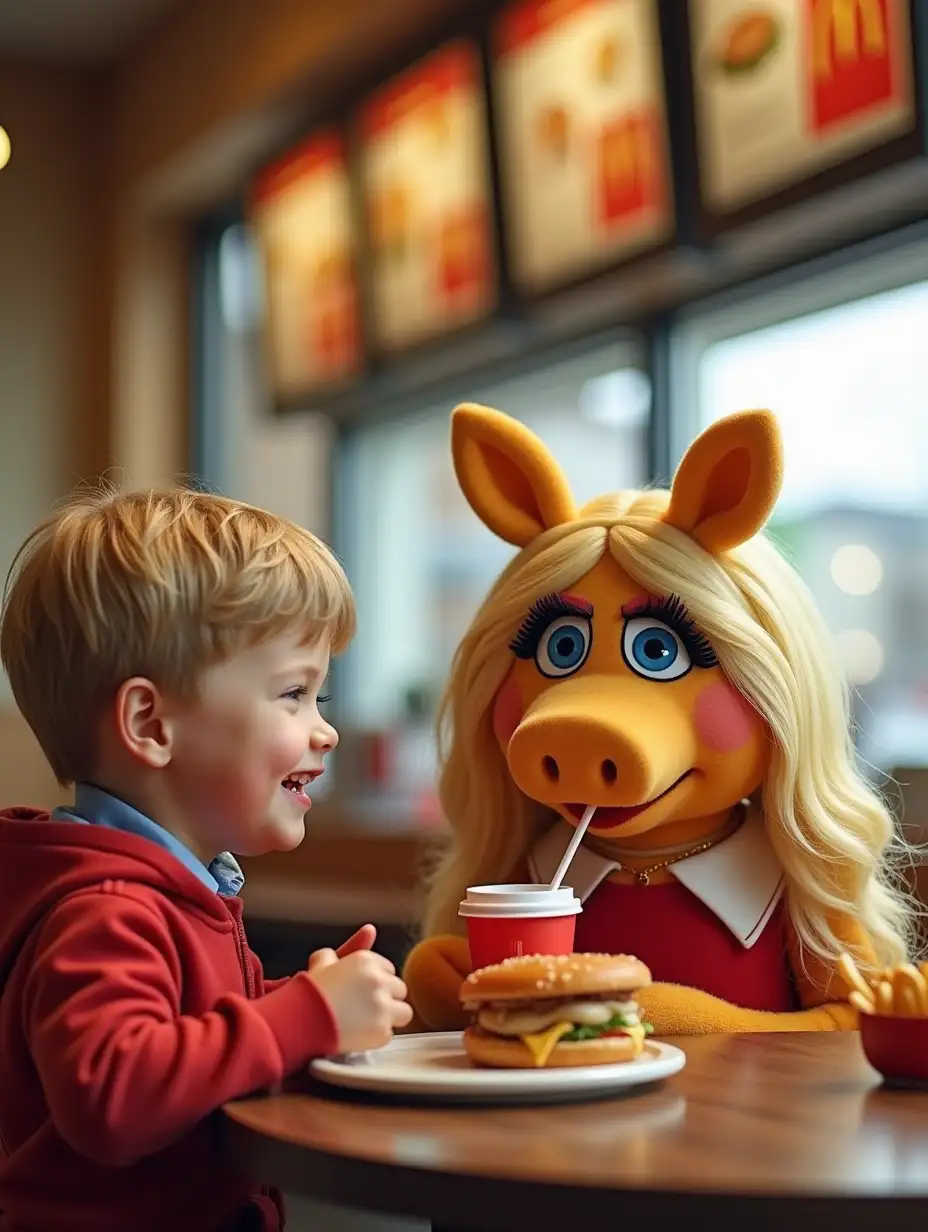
<box><xmin>617</xmin><ymin>803</ymin><xmax>746</xmax><ymax>887</ymax></box>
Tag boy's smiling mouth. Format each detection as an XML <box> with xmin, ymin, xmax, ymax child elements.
<box><xmin>280</xmin><ymin>771</ymin><xmax>319</xmax><ymax>809</ymax></box>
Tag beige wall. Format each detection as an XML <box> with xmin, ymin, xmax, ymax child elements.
<box><xmin>104</xmin><ymin>0</ymin><xmax>468</xmax><ymax>497</ymax></box>
<box><xmin>0</xmin><ymin>63</ymin><xmax>101</xmax><ymax>805</ymax></box>
<box><xmin>0</xmin><ymin>2</ymin><xmax>465</xmax><ymax>809</ymax></box>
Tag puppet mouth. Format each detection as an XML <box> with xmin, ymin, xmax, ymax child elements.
<box><xmin>565</xmin><ymin>771</ymin><xmax>694</xmax><ymax>830</ymax></box>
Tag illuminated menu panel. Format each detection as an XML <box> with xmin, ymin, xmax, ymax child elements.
<box><xmin>359</xmin><ymin>42</ymin><xmax>497</xmax><ymax>353</ymax></box>
<box><xmin>251</xmin><ymin>131</ymin><xmax>362</xmax><ymax>399</ymax></box>
<box><xmin>690</xmin><ymin>0</ymin><xmax>916</xmax><ymax>214</ymax></box>
<box><xmin>493</xmin><ymin>0</ymin><xmax>674</xmax><ymax>293</ymax></box>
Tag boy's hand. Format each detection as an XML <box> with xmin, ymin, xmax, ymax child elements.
<box><xmin>306</xmin><ymin>923</ymin><xmax>377</xmax><ymax>973</ymax></box>
<box><xmin>308</xmin><ymin>948</ymin><xmax>412</xmax><ymax>1053</ymax></box>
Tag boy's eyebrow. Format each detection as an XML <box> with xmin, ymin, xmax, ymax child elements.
<box><xmin>272</xmin><ymin>660</ymin><xmax>326</xmax><ymax>681</ymax></box>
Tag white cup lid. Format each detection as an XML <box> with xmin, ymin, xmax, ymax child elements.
<box><xmin>458</xmin><ymin>883</ymin><xmax>582</xmax><ymax>919</ymax></box>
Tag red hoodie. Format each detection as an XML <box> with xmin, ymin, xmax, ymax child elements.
<box><xmin>0</xmin><ymin>807</ymin><xmax>340</xmax><ymax>1232</ymax></box>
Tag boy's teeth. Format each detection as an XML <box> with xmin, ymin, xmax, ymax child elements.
<box><xmin>283</xmin><ymin>773</ymin><xmax>313</xmax><ymax>792</ymax></box>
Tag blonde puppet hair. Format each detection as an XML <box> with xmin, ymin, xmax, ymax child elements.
<box><xmin>422</xmin><ymin>489</ymin><xmax>919</xmax><ymax>980</ymax></box>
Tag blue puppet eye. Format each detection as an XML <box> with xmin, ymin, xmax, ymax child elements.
<box><xmin>622</xmin><ymin>617</ymin><xmax>692</xmax><ymax>682</ymax></box>
<box><xmin>536</xmin><ymin>617</ymin><xmax>592</xmax><ymax>679</ymax></box>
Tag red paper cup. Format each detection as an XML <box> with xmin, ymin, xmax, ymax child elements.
<box><xmin>458</xmin><ymin>884</ymin><xmax>582</xmax><ymax>971</ymax></box>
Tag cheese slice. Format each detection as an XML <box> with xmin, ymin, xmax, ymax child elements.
<box><xmin>623</xmin><ymin>1022</ymin><xmax>646</xmax><ymax>1053</ymax></box>
<box><xmin>520</xmin><ymin>1020</ymin><xmax>574</xmax><ymax>1068</ymax></box>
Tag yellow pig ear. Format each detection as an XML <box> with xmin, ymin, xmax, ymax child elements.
<box><xmin>450</xmin><ymin>403</ymin><xmax>577</xmax><ymax>547</ymax></box>
<box><xmin>664</xmin><ymin>409</ymin><xmax>783</xmax><ymax>554</ymax></box>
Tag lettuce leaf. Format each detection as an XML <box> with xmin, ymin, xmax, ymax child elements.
<box><xmin>562</xmin><ymin>1014</ymin><xmax>654</xmax><ymax>1042</ymax></box>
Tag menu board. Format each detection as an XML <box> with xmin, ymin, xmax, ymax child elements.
<box><xmin>493</xmin><ymin>0</ymin><xmax>674</xmax><ymax>294</ymax></box>
<box><xmin>359</xmin><ymin>42</ymin><xmax>497</xmax><ymax>353</ymax></box>
<box><xmin>689</xmin><ymin>0</ymin><xmax>916</xmax><ymax>215</ymax></box>
<box><xmin>251</xmin><ymin>131</ymin><xmax>362</xmax><ymax>400</ymax></box>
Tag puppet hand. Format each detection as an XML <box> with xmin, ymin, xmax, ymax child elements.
<box><xmin>403</xmin><ymin>934</ymin><xmax>473</xmax><ymax>1032</ymax></box>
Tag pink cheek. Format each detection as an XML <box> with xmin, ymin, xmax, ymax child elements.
<box><xmin>693</xmin><ymin>681</ymin><xmax>758</xmax><ymax>753</ymax></box>
<box><xmin>492</xmin><ymin>675</ymin><xmax>523</xmax><ymax>751</ymax></box>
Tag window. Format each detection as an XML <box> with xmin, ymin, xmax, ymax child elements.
<box><xmin>334</xmin><ymin>343</ymin><xmax>651</xmax><ymax>824</ymax></box>
<box><xmin>197</xmin><ymin>222</ymin><xmax>335</xmax><ymax>535</ymax></box>
<box><xmin>673</xmin><ymin>237</ymin><xmax>928</xmax><ymax>776</ymax></box>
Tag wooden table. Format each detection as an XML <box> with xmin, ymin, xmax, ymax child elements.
<box><xmin>221</xmin><ymin>1032</ymin><xmax>928</xmax><ymax>1231</ymax></box>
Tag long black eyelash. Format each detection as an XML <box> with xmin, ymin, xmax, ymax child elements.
<box><xmin>510</xmin><ymin>592</ymin><xmax>592</xmax><ymax>660</ymax></box>
<box><xmin>629</xmin><ymin>594</ymin><xmax>718</xmax><ymax>669</ymax></box>
<box><xmin>318</xmin><ymin>694</ymin><xmax>331</xmax><ymax>705</ymax></box>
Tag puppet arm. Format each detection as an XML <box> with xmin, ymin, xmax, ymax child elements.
<box><xmin>635</xmin><ymin>984</ymin><xmax>853</xmax><ymax>1035</ymax></box>
<box><xmin>635</xmin><ymin>912</ymin><xmax>873</xmax><ymax>1034</ymax></box>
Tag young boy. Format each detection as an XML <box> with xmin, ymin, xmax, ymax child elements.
<box><xmin>0</xmin><ymin>487</ymin><xmax>412</xmax><ymax>1231</ymax></box>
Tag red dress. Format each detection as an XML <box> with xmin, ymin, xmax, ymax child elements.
<box><xmin>574</xmin><ymin>877</ymin><xmax>798</xmax><ymax>1012</ymax></box>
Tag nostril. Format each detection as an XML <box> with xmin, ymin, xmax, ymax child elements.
<box><xmin>542</xmin><ymin>755</ymin><xmax>560</xmax><ymax>784</ymax></box>
<box><xmin>601</xmin><ymin>759</ymin><xmax>618</xmax><ymax>786</ymax></box>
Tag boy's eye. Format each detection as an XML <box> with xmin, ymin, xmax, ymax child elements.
<box><xmin>283</xmin><ymin>685</ymin><xmax>309</xmax><ymax>702</ymax></box>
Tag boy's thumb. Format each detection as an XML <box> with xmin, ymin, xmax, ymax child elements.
<box><xmin>307</xmin><ymin>947</ymin><xmax>338</xmax><ymax>973</ymax></box>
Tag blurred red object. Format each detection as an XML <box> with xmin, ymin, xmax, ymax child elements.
<box><xmin>859</xmin><ymin>1010</ymin><xmax>928</xmax><ymax>1086</ymax></box>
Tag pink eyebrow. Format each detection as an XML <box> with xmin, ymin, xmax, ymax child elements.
<box><xmin>559</xmin><ymin>591</ymin><xmax>593</xmax><ymax>615</ymax></box>
<box><xmin>620</xmin><ymin>593</ymin><xmax>656</xmax><ymax>617</ymax></box>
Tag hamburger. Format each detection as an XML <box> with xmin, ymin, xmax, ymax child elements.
<box><xmin>459</xmin><ymin>952</ymin><xmax>653</xmax><ymax>1069</ymax></box>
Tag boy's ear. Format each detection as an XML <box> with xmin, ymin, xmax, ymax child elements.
<box><xmin>451</xmin><ymin>402</ymin><xmax>576</xmax><ymax>547</ymax></box>
<box><xmin>664</xmin><ymin>409</ymin><xmax>783</xmax><ymax>554</ymax></box>
<box><xmin>115</xmin><ymin>678</ymin><xmax>172</xmax><ymax>769</ymax></box>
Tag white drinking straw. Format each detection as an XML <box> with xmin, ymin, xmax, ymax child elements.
<box><xmin>549</xmin><ymin>805</ymin><xmax>596</xmax><ymax>890</ymax></box>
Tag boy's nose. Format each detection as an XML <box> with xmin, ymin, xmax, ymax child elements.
<box><xmin>312</xmin><ymin>719</ymin><xmax>338</xmax><ymax>751</ymax></box>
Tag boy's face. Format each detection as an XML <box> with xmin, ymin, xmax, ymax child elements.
<box><xmin>165</xmin><ymin>629</ymin><xmax>338</xmax><ymax>860</ymax></box>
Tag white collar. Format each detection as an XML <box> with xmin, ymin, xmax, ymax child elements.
<box><xmin>527</xmin><ymin>803</ymin><xmax>785</xmax><ymax>950</ymax></box>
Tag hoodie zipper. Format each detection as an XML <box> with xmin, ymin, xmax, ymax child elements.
<box><xmin>228</xmin><ymin>899</ymin><xmax>255</xmax><ymax>999</ymax></box>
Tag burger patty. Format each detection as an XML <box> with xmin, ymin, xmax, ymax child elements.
<box><xmin>460</xmin><ymin>989</ymin><xmax>640</xmax><ymax>1012</ymax></box>
<box><xmin>473</xmin><ymin>997</ymin><xmax>641</xmax><ymax>1037</ymax></box>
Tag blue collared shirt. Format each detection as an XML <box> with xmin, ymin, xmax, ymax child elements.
<box><xmin>51</xmin><ymin>782</ymin><xmax>245</xmax><ymax>899</ymax></box>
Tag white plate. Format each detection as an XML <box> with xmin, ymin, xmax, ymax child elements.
<box><xmin>310</xmin><ymin>1032</ymin><xmax>686</xmax><ymax>1105</ymax></box>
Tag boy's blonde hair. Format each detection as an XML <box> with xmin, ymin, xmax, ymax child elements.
<box><xmin>1</xmin><ymin>485</ymin><xmax>356</xmax><ymax>787</ymax></box>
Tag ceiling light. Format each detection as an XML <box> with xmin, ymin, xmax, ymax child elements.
<box><xmin>830</xmin><ymin>544</ymin><xmax>883</xmax><ymax>595</ymax></box>
<box><xmin>835</xmin><ymin>628</ymin><xmax>884</xmax><ymax>685</ymax></box>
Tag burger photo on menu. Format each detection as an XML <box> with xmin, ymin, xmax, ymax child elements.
<box><xmin>459</xmin><ymin>953</ymin><xmax>653</xmax><ymax>1070</ymax></box>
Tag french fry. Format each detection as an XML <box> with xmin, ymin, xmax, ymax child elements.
<box><xmin>900</xmin><ymin>986</ymin><xmax>921</xmax><ymax>1018</ymax></box>
<box><xmin>849</xmin><ymin>990</ymin><xmax>874</xmax><ymax>1015</ymax></box>
<box><xmin>838</xmin><ymin>952</ymin><xmax>875</xmax><ymax>1006</ymax></box>
<box><xmin>893</xmin><ymin>965</ymin><xmax>928</xmax><ymax>1017</ymax></box>
<box><xmin>876</xmin><ymin>980</ymin><xmax>894</xmax><ymax>1015</ymax></box>
<box><xmin>840</xmin><ymin>954</ymin><xmax>928</xmax><ymax>1017</ymax></box>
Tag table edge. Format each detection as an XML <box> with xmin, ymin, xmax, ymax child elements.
<box><xmin>220</xmin><ymin>1102</ymin><xmax>928</xmax><ymax>1225</ymax></box>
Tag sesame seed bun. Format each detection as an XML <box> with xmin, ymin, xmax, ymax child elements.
<box><xmin>459</xmin><ymin>952</ymin><xmax>651</xmax><ymax>1004</ymax></box>
<box><xmin>463</xmin><ymin>1026</ymin><xmax>643</xmax><ymax>1069</ymax></box>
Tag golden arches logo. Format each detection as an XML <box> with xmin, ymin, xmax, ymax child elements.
<box><xmin>601</xmin><ymin>117</ymin><xmax>655</xmax><ymax>191</ymax></box>
<box><xmin>812</xmin><ymin>0</ymin><xmax>887</xmax><ymax>79</ymax></box>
